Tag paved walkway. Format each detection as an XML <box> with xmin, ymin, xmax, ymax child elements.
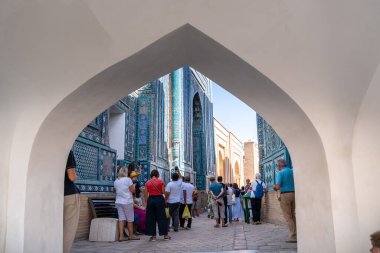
<box><xmin>71</xmin><ymin>214</ymin><xmax>297</xmax><ymax>253</ymax></box>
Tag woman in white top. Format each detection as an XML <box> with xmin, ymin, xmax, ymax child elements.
<box><xmin>114</xmin><ymin>167</ymin><xmax>140</xmax><ymax>241</ymax></box>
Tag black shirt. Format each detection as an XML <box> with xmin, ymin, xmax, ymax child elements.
<box><xmin>133</xmin><ymin>179</ymin><xmax>141</xmax><ymax>198</ymax></box>
<box><xmin>234</xmin><ymin>189</ymin><xmax>241</xmax><ymax>198</ymax></box>
<box><xmin>64</xmin><ymin>150</ymin><xmax>80</xmax><ymax>196</ymax></box>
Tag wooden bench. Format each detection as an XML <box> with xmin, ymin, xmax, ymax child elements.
<box><xmin>88</xmin><ymin>197</ymin><xmax>117</xmax><ymax>219</ymax></box>
<box><xmin>88</xmin><ymin>197</ymin><xmax>118</xmax><ymax>241</ymax></box>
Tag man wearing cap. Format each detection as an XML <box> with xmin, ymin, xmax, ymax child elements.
<box><xmin>130</xmin><ymin>171</ymin><xmax>142</xmax><ymax>206</ymax></box>
<box><xmin>274</xmin><ymin>159</ymin><xmax>297</xmax><ymax>243</ymax></box>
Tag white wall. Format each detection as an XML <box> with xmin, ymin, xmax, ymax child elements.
<box><xmin>109</xmin><ymin>112</ymin><xmax>125</xmax><ymax>160</ymax></box>
<box><xmin>1</xmin><ymin>1</ymin><xmax>380</xmax><ymax>252</ymax></box>
<box><xmin>352</xmin><ymin>63</ymin><xmax>380</xmax><ymax>250</ymax></box>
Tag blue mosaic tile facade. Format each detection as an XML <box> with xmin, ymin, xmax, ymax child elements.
<box><xmin>257</xmin><ymin>114</ymin><xmax>292</xmax><ymax>191</ymax></box>
<box><xmin>72</xmin><ymin>66</ymin><xmax>215</xmax><ymax>192</ymax></box>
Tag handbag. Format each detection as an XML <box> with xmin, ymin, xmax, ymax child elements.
<box><xmin>149</xmin><ymin>179</ymin><xmax>163</xmax><ymax>195</ymax></box>
<box><xmin>231</xmin><ymin>194</ymin><xmax>236</xmax><ymax>205</ymax></box>
<box><xmin>165</xmin><ymin>207</ymin><xmax>170</xmax><ymax>219</ymax></box>
<box><xmin>244</xmin><ymin>190</ymin><xmax>251</xmax><ymax>198</ymax></box>
<box><xmin>216</xmin><ymin>198</ymin><xmax>224</xmax><ymax>206</ymax></box>
<box><xmin>182</xmin><ymin>204</ymin><xmax>191</xmax><ymax>219</ymax></box>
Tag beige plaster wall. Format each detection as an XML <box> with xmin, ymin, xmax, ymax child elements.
<box><xmin>244</xmin><ymin>141</ymin><xmax>259</xmax><ymax>182</ymax></box>
<box><xmin>214</xmin><ymin>118</ymin><xmax>244</xmax><ymax>186</ymax></box>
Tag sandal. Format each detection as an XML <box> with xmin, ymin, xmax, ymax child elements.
<box><xmin>163</xmin><ymin>235</ymin><xmax>171</xmax><ymax>241</ymax></box>
<box><xmin>118</xmin><ymin>238</ymin><xmax>129</xmax><ymax>242</ymax></box>
<box><xmin>149</xmin><ymin>236</ymin><xmax>156</xmax><ymax>242</ymax></box>
<box><xmin>129</xmin><ymin>237</ymin><xmax>140</xmax><ymax>240</ymax></box>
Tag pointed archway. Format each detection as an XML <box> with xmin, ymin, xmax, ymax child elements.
<box><xmin>234</xmin><ymin>160</ymin><xmax>240</xmax><ymax>184</ymax></box>
<box><xmin>22</xmin><ymin>24</ymin><xmax>334</xmax><ymax>252</ymax></box>
<box><xmin>192</xmin><ymin>93</ymin><xmax>206</xmax><ymax>189</ymax></box>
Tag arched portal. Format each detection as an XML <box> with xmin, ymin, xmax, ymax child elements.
<box><xmin>218</xmin><ymin>150</ymin><xmax>225</xmax><ymax>180</ymax></box>
<box><xmin>234</xmin><ymin>160</ymin><xmax>240</xmax><ymax>185</ymax></box>
<box><xmin>192</xmin><ymin>93</ymin><xmax>205</xmax><ymax>189</ymax></box>
<box><xmin>21</xmin><ymin>25</ymin><xmax>334</xmax><ymax>252</ymax></box>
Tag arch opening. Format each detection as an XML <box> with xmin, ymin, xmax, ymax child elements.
<box><xmin>192</xmin><ymin>92</ymin><xmax>205</xmax><ymax>189</ymax></box>
<box><xmin>234</xmin><ymin>160</ymin><xmax>240</xmax><ymax>185</ymax></box>
<box><xmin>23</xmin><ymin>24</ymin><xmax>334</xmax><ymax>252</ymax></box>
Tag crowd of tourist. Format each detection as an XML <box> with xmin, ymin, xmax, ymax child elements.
<box><xmin>113</xmin><ymin>164</ymin><xmax>198</xmax><ymax>242</ymax></box>
<box><xmin>64</xmin><ymin>152</ymin><xmax>379</xmax><ymax>252</ymax></box>
<box><xmin>206</xmin><ymin>173</ymin><xmax>267</xmax><ymax>227</ymax></box>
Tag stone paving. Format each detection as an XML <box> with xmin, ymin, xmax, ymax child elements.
<box><xmin>71</xmin><ymin>214</ymin><xmax>297</xmax><ymax>253</ymax></box>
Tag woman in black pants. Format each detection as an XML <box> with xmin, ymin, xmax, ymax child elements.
<box><xmin>144</xmin><ymin>169</ymin><xmax>170</xmax><ymax>241</ymax></box>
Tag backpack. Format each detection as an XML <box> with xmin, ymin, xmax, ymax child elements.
<box><xmin>254</xmin><ymin>180</ymin><xmax>264</xmax><ymax>199</ymax></box>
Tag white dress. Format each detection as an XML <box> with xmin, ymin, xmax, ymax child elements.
<box><xmin>232</xmin><ymin>189</ymin><xmax>244</xmax><ymax>219</ymax></box>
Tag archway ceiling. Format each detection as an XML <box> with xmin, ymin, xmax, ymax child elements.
<box><xmin>82</xmin><ymin>0</ymin><xmax>380</xmax><ymax>129</ymax></box>
<box><xmin>3</xmin><ymin>0</ymin><xmax>380</xmax><ymax>147</ymax></box>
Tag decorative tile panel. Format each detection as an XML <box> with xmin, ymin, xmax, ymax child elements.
<box><xmin>257</xmin><ymin>114</ymin><xmax>292</xmax><ymax>191</ymax></box>
<box><xmin>73</xmin><ymin>141</ymin><xmax>98</xmax><ymax>180</ymax></box>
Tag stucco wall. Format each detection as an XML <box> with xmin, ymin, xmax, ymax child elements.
<box><xmin>1</xmin><ymin>1</ymin><xmax>380</xmax><ymax>252</ymax></box>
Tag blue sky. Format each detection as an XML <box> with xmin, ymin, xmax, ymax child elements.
<box><xmin>212</xmin><ymin>83</ymin><xmax>258</xmax><ymax>142</ymax></box>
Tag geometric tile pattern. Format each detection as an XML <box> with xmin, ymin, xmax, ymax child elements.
<box><xmin>72</xmin><ymin>67</ymin><xmax>216</xmax><ymax>192</ymax></box>
<box><xmin>257</xmin><ymin>114</ymin><xmax>292</xmax><ymax>191</ymax></box>
<box><xmin>73</xmin><ymin>141</ymin><xmax>99</xmax><ymax>180</ymax></box>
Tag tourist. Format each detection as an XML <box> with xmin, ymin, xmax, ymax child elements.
<box><xmin>370</xmin><ymin>231</ymin><xmax>380</xmax><ymax>253</ymax></box>
<box><xmin>243</xmin><ymin>178</ymin><xmax>251</xmax><ymax>220</ymax></box>
<box><xmin>232</xmin><ymin>183</ymin><xmax>244</xmax><ymax>221</ymax></box>
<box><xmin>273</xmin><ymin>159</ymin><xmax>296</xmax><ymax>243</ymax></box>
<box><xmin>207</xmin><ymin>193</ymin><xmax>214</xmax><ymax>219</ymax></box>
<box><xmin>165</xmin><ymin>168</ymin><xmax>183</xmax><ymax>232</ymax></box>
<box><xmin>114</xmin><ymin>167</ymin><xmax>140</xmax><ymax>241</ymax></box>
<box><xmin>63</xmin><ymin>150</ymin><xmax>80</xmax><ymax>253</ymax></box>
<box><xmin>226</xmin><ymin>183</ymin><xmax>234</xmax><ymax>224</ymax></box>
<box><xmin>208</xmin><ymin>177</ymin><xmax>227</xmax><ymax>227</ymax></box>
<box><xmin>244</xmin><ymin>178</ymin><xmax>251</xmax><ymax>193</ymax></box>
<box><xmin>127</xmin><ymin>162</ymin><xmax>142</xmax><ymax>176</ymax></box>
<box><xmin>191</xmin><ymin>185</ymin><xmax>200</xmax><ymax>218</ymax></box>
<box><xmin>180</xmin><ymin>176</ymin><xmax>195</xmax><ymax>229</ymax></box>
<box><xmin>240</xmin><ymin>186</ymin><xmax>245</xmax><ymax>195</ymax></box>
<box><xmin>217</xmin><ymin>176</ymin><xmax>228</xmax><ymax>225</ymax></box>
<box><xmin>133</xmin><ymin>198</ymin><xmax>146</xmax><ymax>234</ymax></box>
<box><xmin>145</xmin><ymin>169</ymin><xmax>170</xmax><ymax>241</ymax></box>
<box><xmin>250</xmin><ymin>173</ymin><xmax>267</xmax><ymax>225</ymax></box>
<box><xmin>130</xmin><ymin>171</ymin><xmax>142</xmax><ymax>206</ymax></box>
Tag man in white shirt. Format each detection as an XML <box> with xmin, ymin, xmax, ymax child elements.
<box><xmin>165</xmin><ymin>167</ymin><xmax>183</xmax><ymax>232</ymax></box>
<box><xmin>250</xmin><ymin>173</ymin><xmax>267</xmax><ymax>225</ymax></box>
<box><xmin>226</xmin><ymin>184</ymin><xmax>234</xmax><ymax>224</ymax></box>
<box><xmin>180</xmin><ymin>176</ymin><xmax>195</xmax><ymax>229</ymax></box>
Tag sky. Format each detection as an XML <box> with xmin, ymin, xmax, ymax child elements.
<box><xmin>212</xmin><ymin>82</ymin><xmax>258</xmax><ymax>142</ymax></box>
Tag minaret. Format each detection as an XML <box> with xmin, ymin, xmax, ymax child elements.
<box><xmin>171</xmin><ymin>68</ymin><xmax>183</xmax><ymax>168</ymax></box>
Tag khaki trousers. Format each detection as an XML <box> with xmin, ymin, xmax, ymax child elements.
<box><xmin>63</xmin><ymin>194</ymin><xmax>80</xmax><ymax>253</ymax></box>
<box><xmin>279</xmin><ymin>192</ymin><xmax>297</xmax><ymax>240</ymax></box>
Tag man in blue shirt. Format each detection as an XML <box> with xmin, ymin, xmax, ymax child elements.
<box><xmin>274</xmin><ymin>158</ymin><xmax>297</xmax><ymax>243</ymax></box>
<box><xmin>208</xmin><ymin>177</ymin><xmax>226</xmax><ymax>227</ymax></box>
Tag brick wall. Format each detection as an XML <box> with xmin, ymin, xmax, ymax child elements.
<box><xmin>75</xmin><ymin>193</ymin><xmax>115</xmax><ymax>240</ymax></box>
<box><xmin>261</xmin><ymin>191</ymin><xmax>286</xmax><ymax>226</ymax></box>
